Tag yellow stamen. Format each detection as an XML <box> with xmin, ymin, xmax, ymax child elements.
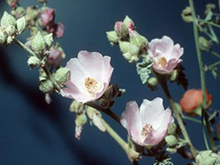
<box><xmin>158</xmin><ymin>57</ymin><xmax>168</xmax><ymax>68</ymax></box>
<box><xmin>84</xmin><ymin>77</ymin><xmax>98</xmax><ymax>94</ymax></box>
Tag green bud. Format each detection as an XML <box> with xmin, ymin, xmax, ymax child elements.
<box><xmin>39</xmin><ymin>79</ymin><xmax>54</xmax><ymax>93</ymax></box>
<box><xmin>44</xmin><ymin>33</ymin><xmax>53</xmax><ymax>48</ymax></box>
<box><xmin>196</xmin><ymin>150</ymin><xmax>220</xmax><ymax>165</ymax></box>
<box><xmin>114</xmin><ymin>22</ymin><xmax>128</xmax><ymax>38</ymax></box>
<box><xmin>199</xmin><ymin>36</ymin><xmax>212</xmax><ymax>51</ymax></box>
<box><xmin>6</xmin><ymin>36</ymin><xmax>13</xmax><ymax>44</ymax></box>
<box><xmin>130</xmin><ymin>32</ymin><xmax>148</xmax><ymax>49</ymax></box>
<box><xmin>54</xmin><ymin>67</ymin><xmax>70</xmax><ymax>84</ymax></box>
<box><xmin>166</xmin><ymin>147</ymin><xmax>177</xmax><ymax>154</ymax></box>
<box><xmin>16</xmin><ymin>17</ymin><xmax>26</xmax><ymax>34</ymax></box>
<box><xmin>69</xmin><ymin>101</ymin><xmax>83</xmax><ymax>113</ymax></box>
<box><xmin>0</xmin><ymin>29</ymin><xmax>6</xmax><ymax>45</ymax></box>
<box><xmin>119</xmin><ymin>41</ymin><xmax>139</xmax><ymax>63</ymax></box>
<box><xmin>167</xmin><ymin>123</ymin><xmax>177</xmax><ymax>135</ymax></box>
<box><xmin>165</xmin><ymin>135</ymin><xmax>178</xmax><ymax>147</ymax></box>
<box><xmin>1</xmin><ymin>11</ymin><xmax>16</xmax><ymax>27</ymax></box>
<box><xmin>5</xmin><ymin>25</ymin><xmax>16</xmax><ymax>36</ymax></box>
<box><xmin>181</xmin><ymin>6</ymin><xmax>193</xmax><ymax>23</ymax></box>
<box><xmin>31</xmin><ymin>31</ymin><xmax>46</xmax><ymax>53</ymax></box>
<box><xmin>106</xmin><ymin>31</ymin><xmax>119</xmax><ymax>45</ymax></box>
<box><xmin>147</xmin><ymin>77</ymin><xmax>158</xmax><ymax>88</ymax></box>
<box><xmin>27</xmin><ymin>56</ymin><xmax>40</xmax><ymax>68</ymax></box>
<box><xmin>30</xmin><ymin>27</ymin><xmax>38</xmax><ymax>37</ymax></box>
<box><xmin>123</xmin><ymin>15</ymin><xmax>134</xmax><ymax>29</ymax></box>
<box><xmin>75</xmin><ymin>113</ymin><xmax>87</xmax><ymax>126</ymax></box>
<box><xmin>170</xmin><ymin>70</ymin><xmax>179</xmax><ymax>81</ymax></box>
<box><xmin>86</xmin><ymin>107</ymin><xmax>95</xmax><ymax>119</ymax></box>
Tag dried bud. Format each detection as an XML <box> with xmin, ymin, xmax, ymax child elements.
<box><xmin>54</xmin><ymin>67</ymin><xmax>70</xmax><ymax>84</ymax></box>
<box><xmin>106</xmin><ymin>31</ymin><xmax>119</xmax><ymax>45</ymax></box>
<box><xmin>16</xmin><ymin>16</ymin><xmax>26</xmax><ymax>34</ymax></box>
<box><xmin>199</xmin><ymin>36</ymin><xmax>212</xmax><ymax>51</ymax></box>
<box><xmin>123</xmin><ymin>15</ymin><xmax>135</xmax><ymax>30</ymax></box>
<box><xmin>31</xmin><ymin>31</ymin><xmax>46</xmax><ymax>53</ymax></box>
<box><xmin>27</xmin><ymin>56</ymin><xmax>40</xmax><ymax>68</ymax></box>
<box><xmin>1</xmin><ymin>11</ymin><xmax>16</xmax><ymax>27</ymax></box>
<box><xmin>167</xmin><ymin>123</ymin><xmax>177</xmax><ymax>135</ymax></box>
<box><xmin>41</xmin><ymin>8</ymin><xmax>55</xmax><ymax>26</ymax></box>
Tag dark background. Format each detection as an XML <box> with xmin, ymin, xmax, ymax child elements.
<box><xmin>0</xmin><ymin>0</ymin><xmax>219</xmax><ymax>164</ymax></box>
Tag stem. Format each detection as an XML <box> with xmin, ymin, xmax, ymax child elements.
<box><xmin>218</xmin><ymin>0</ymin><xmax>220</xmax><ymax>13</ymax></box>
<box><xmin>198</xmin><ymin>19</ymin><xmax>220</xmax><ymax>29</ymax></box>
<box><xmin>13</xmin><ymin>38</ymin><xmax>61</xmax><ymax>92</ymax></box>
<box><xmin>157</xmin><ymin>75</ymin><xmax>197</xmax><ymax>158</ymax></box>
<box><xmin>85</xmin><ymin>102</ymin><xmax>121</xmax><ymax>124</ymax></box>
<box><xmin>210</xmin><ymin>50</ymin><xmax>220</xmax><ymax>60</ymax></box>
<box><xmin>208</xmin><ymin>60</ymin><xmax>220</xmax><ymax>69</ymax></box>
<box><xmin>100</xmin><ymin>117</ymin><xmax>139</xmax><ymax>163</ymax></box>
<box><xmin>189</xmin><ymin>0</ymin><xmax>215</xmax><ymax>151</ymax></box>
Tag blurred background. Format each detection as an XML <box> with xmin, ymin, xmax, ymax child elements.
<box><xmin>0</xmin><ymin>0</ymin><xmax>219</xmax><ymax>164</ymax></box>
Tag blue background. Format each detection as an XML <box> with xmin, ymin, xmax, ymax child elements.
<box><xmin>0</xmin><ymin>0</ymin><xmax>219</xmax><ymax>164</ymax></box>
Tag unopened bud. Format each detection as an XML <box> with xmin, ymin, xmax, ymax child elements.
<box><xmin>44</xmin><ymin>33</ymin><xmax>53</xmax><ymax>48</ymax></box>
<box><xmin>147</xmin><ymin>77</ymin><xmax>158</xmax><ymax>90</ymax></box>
<box><xmin>170</xmin><ymin>70</ymin><xmax>179</xmax><ymax>81</ymax></box>
<box><xmin>27</xmin><ymin>56</ymin><xmax>40</xmax><ymax>68</ymax></box>
<box><xmin>119</xmin><ymin>41</ymin><xmax>139</xmax><ymax>63</ymax></box>
<box><xmin>16</xmin><ymin>17</ymin><xmax>26</xmax><ymax>34</ymax></box>
<box><xmin>106</xmin><ymin>31</ymin><xmax>119</xmax><ymax>45</ymax></box>
<box><xmin>75</xmin><ymin>113</ymin><xmax>87</xmax><ymax>126</ymax></box>
<box><xmin>39</xmin><ymin>79</ymin><xmax>54</xmax><ymax>93</ymax></box>
<box><xmin>0</xmin><ymin>29</ymin><xmax>6</xmax><ymax>45</ymax></box>
<box><xmin>1</xmin><ymin>11</ymin><xmax>16</xmax><ymax>27</ymax></box>
<box><xmin>165</xmin><ymin>135</ymin><xmax>178</xmax><ymax>147</ymax></box>
<box><xmin>129</xmin><ymin>29</ymin><xmax>148</xmax><ymax>49</ymax></box>
<box><xmin>5</xmin><ymin>25</ymin><xmax>16</xmax><ymax>36</ymax></box>
<box><xmin>54</xmin><ymin>67</ymin><xmax>70</xmax><ymax>84</ymax></box>
<box><xmin>166</xmin><ymin>148</ymin><xmax>177</xmax><ymax>154</ymax></box>
<box><xmin>31</xmin><ymin>31</ymin><xmax>46</xmax><ymax>53</ymax></box>
<box><xmin>114</xmin><ymin>21</ymin><xmax>128</xmax><ymax>38</ymax></box>
<box><xmin>181</xmin><ymin>6</ymin><xmax>193</xmax><ymax>23</ymax></box>
<box><xmin>199</xmin><ymin>36</ymin><xmax>212</xmax><ymax>51</ymax></box>
<box><xmin>123</xmin><ymin>15</ymin><xmax>135</xmax><ymax>30</ymax></box>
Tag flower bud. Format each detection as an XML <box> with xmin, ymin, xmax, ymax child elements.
<box><xmin>39</xmin><ymin>79</ymin><xmax>54</xmax><ymax>93</ymax></box>
<box><xmin>119</xmin><ymin>41</ymin><xmax>139</xmax><ymax>63</ymax></box>
<box><xmin>114</xmin><ymin>21</ymin><xmax>128</xmax><ymax>38</ymax></box>
<box><xmin>199</xmin><ymin>36</ymin><xmax>212</xmax><ymax>51</ymax></box>
<box><xmin>27</xmin><ymin>56</ymin><xmax>40</xmax><ymax>68</ymax></box>
<box><xmin>54</xmin><ymin>67</ymin><xmax>70</xmax><ymax>84</ymax></box>
<box><xmin>196</xmin><ymin>150</ymin><xmax>220</xmax><ymax>165</ymax></box>
<box><xmin>31</xmin><ymin>31</ymin><xmax>46</xmax><ymax>53</ymax></box>
<box><xmin>1</xmin><ymin>11</ymin><xmax>16</xmax><ymax>27</ymax></box>
<box><xmin>147</xmin><ymin>77</ymin><xmax>158</xmax><ymax>89</ymax></box>
<box><xmin>11</xmin><ymin>7</ymin><xmax>25</xmax><ymax>19</ymax></box>
<box><xmin>5</xmin><ymin>25</ymin><xmax>16</xmax><ymax>36</ymax></box>
<box><xmin>170</xmin><ymin>70</ymin><xmax>179</xmax><ymax>81</ymax></box>
<box><xmin>165</xmin><ymin>135</ymin><xmax>178</xmax><ymax>147</ymax></box>
<box><xmin>106</xmin><ymin>31</ymin><xmax>119</xmax><ymax>45</ymax></box>
<box><xmin>69</xmin><ymin>101</ymin><xmax>83</xmax><ymax>113</ymax></box>
<box><xmin>166</xmin><ymin>148</ymin><xmax>177</xmax><ymax>154</ymax></box>
<box><xmin>181</xmin><ymin>6</ymin><xmax>193</xmax><ymax>23</ymax></box>
<box><xmin>167</xmin><ymin>123</ymin><xmax>177</xmax><ymax>135</ymax></box>
<box><xmin>44</xmin><ymin>33</ymin><xmax>53</xmax><ymax>48</ymax></box>
<box><xmin>129</xmin><ymin>29</ymin><xmax>148</xmax><ymax>49</ymax></box>
<box><xmin>75</xmin><ymin>113</ymin><xmax>87</xmax><ymax>126</ymax></box>
<box><xmin>6</xmin><ymin>36</ymin><xmax>13</xmax><ymax>44</ymax></box>
<box><xmin>123</xmin><ymin>15</ymin><xmax>135</xmax><ymax>30</ymax></box>
<box><xmin>16</xmin><ymin>16</ymin><xmax>26</xmax><ymax>34</ymax></box>
<box><xmin>0</xmin><ymin>29</ymin><xmax>6</xmax><ymax>45</ymax></box>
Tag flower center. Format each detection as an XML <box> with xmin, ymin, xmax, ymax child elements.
<box><xmin>141</xmin><ymin>124</ymin><xmax>153</xmax><ymax>137</ymax></box>
<box><xmin>157</xmin><ymin>57</ymin><xmax>168</xmax><ymax>68</ymax></box>
<box><xmin>84</xmin><ymin>77</ymin><xmax>98</xmax><ymax>94</ymax></box>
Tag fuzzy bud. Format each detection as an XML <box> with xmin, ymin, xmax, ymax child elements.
<box><xmin>147</xmin><ymin>77</ymin><xmax>158</xmax><ymax>89</ymax></box>
<box><xmin>1</xmin><ymin>11</ymin><xmax>16</xmax><ymax>27</ymax></box>
<box><xmin>39</xmin><ymin>79</ymin><xmax>54</xmax><ymax>93</ymax></box>
<box><xmin>181</xmin><ymin>6</ymin><xmax>193</xmax><ymax>23</ymax></box>
<box><xmin>16</xmin><ymin>16</ymin><xmax>26</xmax><ymax>34</ymax></box>
<box><xmin>165</xmin><ymin>135</ymin><xmax>178</xmax><ymax>147</ymax></box>
<box><xmin>170</xmin><ymin>70</ymin><xmax>179</xmax><ymax>81</ymax></box>
<box><xmin>27</xmin><ymin>56</ymin><xmax>40</xmax><ymax>68</ymax></box>
<box><xmin>31</xmin><ymin>31</ymin><xmax>46</xmax><ymax>53</ymax></box>
<box><xmin>106</xmin><ymin>31</ymin><xmax>119</xmax><ymax>45</ymax></box>
<box><xmin>54</xmin><ymin>67</ymin><xmax>70</xmax><ymax>84</ymax></box>
<box><xmin>44</xmin><ymin>33</ymin><xmax>53</xmax><ymax>48</ymax></box>
<box><xmin>114</xmin><ymin>21</ymin><xmax>128</xmax><ymax>38</ymax></box>
<box><xmin>0</xmin><ymin>29</ymin><xmax>6</xmax><ymax>45</ymax></box>
<box><xmin>167</xmin><ymin>123</ymin><xmax>177</xmax><ymax>135</ymax></box>
<box><xmin>129</xmin><ymin>29</ymin><xmax>148</xmax><ymax>49</ymax></box>
<box><xmin>123</xmin><ymin>15</ymin><xmax>135</xmax><ymax>30</ymax></box>
<box><xmin>5</xmin><ymin>25</ymin><xmax>16</xmax><ymax>36</ymax></box>
<box><xmin>119</xmin><ymin>41</ymin><xmax>139</xmax><ymax>63</ymax></box>
<box><xmin>199</xmin><ymin>36</ymin><xmax>212</xmax><ymax>51</ymax></box>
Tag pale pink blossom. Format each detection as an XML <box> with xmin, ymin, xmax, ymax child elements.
<box><xmin>148</xmin><ymin>36</ymin><xmax>183</xmax><ymax>74</ymax></box>
<box><xmin>61</xmin><ymin>51</ymin><xmax>114</xmax><ymax>103</ymax></box>
<box><xmin>121</xmin><ymin>98</ymin><xmax>174</xmax><ymax>146</ymax></box>
<box><xmin>41</xmin><ymin>8</ymin><xmax>55</xmax><ymax>27</ymax></box>
<box><xmin>47</xmin><ymin>48</ymin><xmax>64</xmax><ymax>67</ymax></box>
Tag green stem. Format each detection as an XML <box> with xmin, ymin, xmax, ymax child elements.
<box><xmin>210</xmin><ymin>50</ymin><xmax>220</xmax><ymax>60</ymax></box>
<box><xmin>182</xmin><ymin>115</ymin><xmax>201</xmax><ymax>124</ymax></box>
<box><xmin>198</xmin><ymin>19</ymin><xmax>220</xmax><ymax>29</ymax></box>
<box><xmin>100</xmin><ymin>117</ymin><xmax>139</xmax><ymax>163</ymax></box>
<box><xmin>218</xmin><ymin>0</ymin><xmax>220</xmax><ymax>13</ymax></box>
<box><xmin>157</xmin><ymin>75</ymin><xmax>197</xmax><ymax>158</ymax></box>
<box><xmin>13</xmin><ymin>38</ymin><xmax>61</xmax><ymax>92</ymax></box>
<box><xmin>189</xmin><ymin>0</ymin><xmax>215</xmax><ymax>151</ymax></box>
<box><xmin>208</xmin><ymin>60</ymin><xmax>220</xmax><ymax>69</ymax></box>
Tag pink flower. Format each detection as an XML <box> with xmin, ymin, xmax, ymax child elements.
<box><xmin>121</xmin><ymin>98</ymin><xmax>174</xmax><ymax>146</ymax></box>
<box><xmin>61</xmin><ymin>51</ymin><xmax>114</xmax><ymax>103</ymax></box>
<box><xmin>148</xmin><ymin>36</ymin><xmax>183</xmax><ymax>74</ymax></box>
<box><xmin>41</xmin><ymin>8</ymin><xmax>55</xmax><ymax>27</ymax></box>
<box><xmin>47</xmin><ymin>48</ymin><xmax>64</xmax><ymax>67</ymax></box>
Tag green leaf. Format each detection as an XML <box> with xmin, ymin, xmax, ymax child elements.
<box><xmin>205</xmin><ymin>10</ymin><xmax>213</xmax><ymax>21</ymax></box>
<box><xmin>136</xmin><ymin>55</ymin><xmax>153</xmax><ymax>84</ymax></box>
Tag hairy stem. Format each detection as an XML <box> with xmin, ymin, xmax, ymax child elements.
<box><xmin>13</xmin><ymin>38</ymin><xmax>61</xmax><ymax>92</ymax></box>
<box><xmin>189</xmin><ymin>0</ymin><xmax>215</xmax><ymax>151</ymax></box>
<box><xmin>157</xmin><ymin>74</ymin><xmax>197</xmax><ymax>158</ymax></box>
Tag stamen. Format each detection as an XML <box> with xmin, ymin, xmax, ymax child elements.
<box><xmin>158</xmin><ymin>57</ymin><xmax>168</xmax><ymax>68</ymax></box>
<box><xmin>84</xmin><ymin>77</ymin><xmax>98</xmax><ymax>94</ymax></box>
<box><xmin>141</xmin><ymin>124</ymin><xmax>153</xmax><ymax>137</ymax></box>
